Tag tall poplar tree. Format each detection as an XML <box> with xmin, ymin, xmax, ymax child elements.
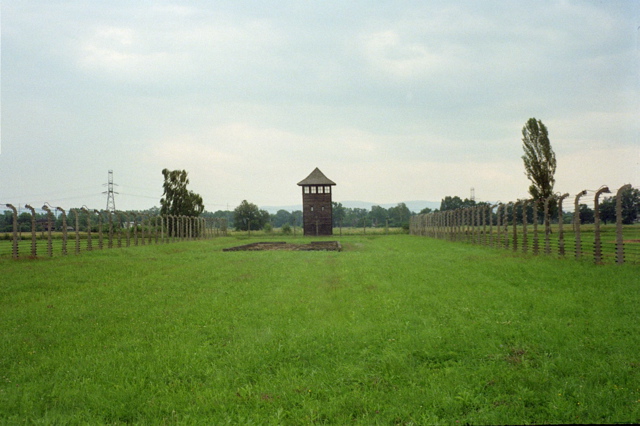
<box><xmin>521</xmin><ymin>118</ymin><xmax>556</xmax><ymax>203</ymax></box>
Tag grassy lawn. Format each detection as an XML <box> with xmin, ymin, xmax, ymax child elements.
<box><xmin>1</xmin><ymin>235</ymin><xmax>639</xmax><ymax>424</ymax></box>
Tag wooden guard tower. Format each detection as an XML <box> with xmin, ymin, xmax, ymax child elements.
<box><xmin>297</xmin><ymin>168</ymin><xmax>336</xmax><ymax>236</ymax></box>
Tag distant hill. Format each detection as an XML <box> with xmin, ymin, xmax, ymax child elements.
<box><xmin>261</xmin><ymin>200</ymin><xmax>439</xmax><ymax>214</ymax></box>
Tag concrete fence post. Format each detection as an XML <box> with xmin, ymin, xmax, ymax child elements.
<box><xmin>42</xmin><ymin>205</ymin><xmax>54</xmax><ymax>257</ymax></box>
<box><xmin>557</xmin><ymin>193</ymin><xmax>569</xmax><ymax>257</ymax></box>
<box><xmin>496</xmin><ymin>204</ymin><xmax>503</xmax><ymax>248</ymax></box>
<box><xmin>133</xmin><ymin>214</ymin><xmax>139</xmax><ymax>246</ymax></box>
<box><xmin>5</xmin><ymin>204</ymin><xmax>19</xmax><ymax>259</ymax></box>
<box><xmin>489</xmin><ymin>204</ymin><xmax>497</xmax><ymax>247</ymax></box>
<box><xmin>522</xmin><ymin>200</ymin><xmax>528</xmax><ymax>254</ymax></box>
<box><xmin>532</xmin><ymin>199</ymin><xmax>539</xmax><ymax>255</ymax></box>
<box><xmin>94</xmin><ymin>210</ymin><xmax>103</xmax><ymax>250</ymax></box>
<box><xmin>543</xmin><ymin>197</ymin><xmax>552</xmax><ymax>255</ymax></box>
<box><xmin>24</xmin><ymin>204</ymin><xmax>37</xmax><ymax>257</ymax></box>
<box><xmin>615</xmin><ymin>184</ymin><xmax>632</xmax><ymax>264</ymax></box>
<box><xmin>503</xmin><ymin>203</ymin><xmax>510</xmax><ymax>249</ymax></box>
<box><xmin>81</xmin><ymin>207</ymin><xmax>92</xmax><ymax>251</ymax></box>
<box><xmin>573</xmin><ymin>190</ymin><xmax>587</xmax><ymax>260</ymax></box>
<box><xmin>512</xmin><ymin>201</ymin><xmax>519</xmax><ymax>252</ymax></box>
<box><xmin>107</xmin><ymin>211</ymin><xmax>114</xmax><ymax>249</ymax></box>
<box><xmin>594</xmin><ymin>186</ymin><xmax>611</xmax><ymax>263</ymax></box>
<box><xmin>73</xmin><ymin>209</ymin><xmax>81</xmax><ymax>254</ymax></box>
<box><xmin>57</xmin><ymin>207</ymin><xmax>68</xmax><ymax>255</ymax></box>
<box><xmin>116</xmin><ymin>211</ymin><xmax>124</xmax><ymax>248</ymax></box>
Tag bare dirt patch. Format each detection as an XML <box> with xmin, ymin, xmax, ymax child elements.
<box><xmin>223</xmin><ymin>241</ymin><xmax>342</xmax><ymax>252</ymax></box>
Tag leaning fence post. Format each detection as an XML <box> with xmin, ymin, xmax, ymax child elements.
<box><xmin>5</xmin><ymin>204</ymin><xmax>19</xmax><ymax>259</ymax></box>
<box><xmin>557</xmin><ymin>193</ymin><xmax>569</xmax><ymax>257</ymax></box>
<box><xmin>24</xmin><ymin>204</ymin><xmax>38</xmax><ymax>257</ymax></box>
<box><xmin>42</xmin><ymin>204</ymin><xmax>54</xmax><ymax>257</ymax></box>
<box><xmin>573</xmin><ymin>190</ymin><xmax>587</xmax><ymax>260</ymax></box>
<box><xmin>615</xmin><ymin>184</ymin><xmax>632</xmax><ymax>264</ymax></box>
<box><xmin>594</xmin><ymin>186</ymin><xmax>611</xmax><ymax>264</ymax></box>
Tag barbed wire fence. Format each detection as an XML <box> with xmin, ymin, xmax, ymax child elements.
<box><xmin>0</xmin><ymin>203</ymin><xmax>228</xmax><ymax>260</ymax></box>
<box><xmin>409</xmin><ymin>184</ymin><xmax>639</xmax><ymax>265</ymax></box>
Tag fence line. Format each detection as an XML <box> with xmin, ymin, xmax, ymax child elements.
<box><xmin>410</xmin><ymin>184</ymin><xmax>639</xmax><ymax>265</ymax></box>
<box><xmin>0</xmin><ymin>206</ymin><xmax>228</xmax><ymax>260</ymax></box>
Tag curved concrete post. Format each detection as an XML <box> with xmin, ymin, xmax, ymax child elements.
<box><xmin>107</xmin><ymin>211</ymin><xmax>114</xmax><ymax>249</ymax></box>
<box><xmin>532</xmin><ymin>199</ymin><xmax>539</xmax><ymax>255</ymax></box>
<box><xmin>115</xmin><ymin>211</ymin><xmax>124</xmax><ymax>248</ymax></box>
<box><xmin>124</xmin><ymin>212</ymin><xmax>132</xmax><ymax>247</ymax></box>
<box><xmin>615</xmin><ymin>184</ymin><xmax>632</xmax><ymax>264</ymax></box>
<box><xmin>522</xmin><ymin>200</ymin><xmax>528</xmax><ymax>254</ymax></box>
<box><xmin>503</xmin><ymin>203</ymin><xmax>510</xmax><ymax>249</ymax></box>
<box><xmin>488</xmin><ymin>204</ymin><xmax>497</xmax><ymax>247</ymax></box>
<box><xmin>495</xmin><ymin>204</ymin><xmax>503</xmax><ymax>248</ymax></box>
<box><xmin>24</xmin><ymin>204</ymin><xmax>38</xmax><ymax>257</ymax></box>
<box><xmin>481</xmin><ymin>205</ymin><xmax>488</xmax><ymax>245</ymax></box>
<box><xmin>94</xmin><ymin>210</ymin><xmax>103</xmax><ymax>250</ymax></box>
<box><xmin>594</xmin><ymin>186</ymin><xmax>611</xmax><ymax>263</ymax></box>
<box><xmin>133</xmin><ymin>214</ymin><xmax>139</xmax><ymax>246</ymax></box>
<box><xmin>42</xmin><ymin>205</ymin><xmax>54</xmax><ymax>257</ymax></box>
<box><xmin>543</xmin><ymin>197</ymin><xmax>552</xmax><ymax>255</ymax></box>
<box><xmin>5</xmin><ymin>203</ymin><xmax>19</xmax><ymax>259</ymax></box>
<box><xmin>512</xmin><ymin>201</ymin><xmax>520</xmax><ymax>252</ymax></box>
<box><xmin>573</xmin><ymin>190</ymin><xmax>587</xmax><ymax>260</ymax></box>
<box><xmin>557</xmin><ymin>193</ymin><xmax>569</xmax><ymax>257</ymax></box>
<box><xmin>56</xmin><ymin>207</ymin><xmax>68</xmax><ymax>255</ymax></box>
<box><xmin>81</xmin><ymin>207</ymin><xmax>92</xmax><ymax>251</ymax></box>
<box><xmin>73</xmin><ymin>209</ymin><xmax>81</xmax><ymax>254</ymax></box>
<box><xmin>140</xmin><ymin>214</ymin><xmax>147</xmax><ymax>246</ymax></box>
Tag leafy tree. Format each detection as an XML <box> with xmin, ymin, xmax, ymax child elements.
<box><xmin>388</xmin><ymin>203</ymin><xmax>412</xmax><ymax>229</ymax></box>
<box><xmin>619</xmin><ymin>186</ymin><xmax>640</xmax><ymax>224</ymax></box>
<box><xmin>440</xmin><ymin>196</ymin><xmax>475</xmax><ymax>211</ymax></box>
<box><xmin>599</xmin><ymin>197</ymin><xmax>616</xmax><ymax>225</ymax></box>
<box><xmin>369</xmin><ymin>205</ymin><xmax>388</xmax><ymax>227</ymax></box>
<box><xmin>272</xmin><ymin>209</ymin><xmax>293</xmax><ymax>228</ymax></box>
<box><xmin>233</xmin><ymin>200</ymin><xmax>269</xmax><ymax>231</ymax></box>
<box><xmin>521</xmin><ymin>118</ymin><xmax>556</xmax><ymax>204</ymax></box>
<box><xmin>332</xmin><ymin>202</ymin><xmax>346</xmax><ymax>228</ymax></box>
<box><xmin>160</xmin><ymin>169</ymin><xmax>204</xmax><ymax>218</ymax></box>
<box><xmin>419</xmin><ymin>207</ymin><xmax>433</xmax><ymax>215</ymax></box>
<box><xmin>579</xmin><ymin>204</ymin><xmax>594</xmax><ymax>224</ymax></box>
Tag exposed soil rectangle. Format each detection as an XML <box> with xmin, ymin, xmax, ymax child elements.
<box><xmin>223</xmin><ymin>241</ymin><xmax>341</xmax><ymax>252</ymax></box>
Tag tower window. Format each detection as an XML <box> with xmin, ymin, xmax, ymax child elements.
<box><xmin>304</xmin><ymin>187</ymin><xmax>309</xmax><ymax>194</ymax></box>
<box><xmin>325</xmin><ymin>186</ymin><xmax>331</xmax><ymax>193</ymax></box>
<box><xmin>318</xmin><ymin>186</ymin><xmax>323</xmax><ymax>194</ymax></box>
<box><xmin>311</xmin><ymin>186</ymin><xmax>316</xmax><ymax>194</ymax></box>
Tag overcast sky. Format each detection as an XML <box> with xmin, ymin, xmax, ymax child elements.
<box><xmin>1</xmin><ymin>0</ymin><xmax>638</xmax><ymax>212</ymax></box>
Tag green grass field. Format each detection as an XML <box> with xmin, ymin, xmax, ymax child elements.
<box><xmin>1</xmin><ymin>235</ymin><xmax>639</xmax><ymax>424</ymax></box>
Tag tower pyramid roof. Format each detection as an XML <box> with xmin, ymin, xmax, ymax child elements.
<box><xmin>297</xmin><ymin>167</ymin><xmax>336</xmax><ymax>186</ymax></box>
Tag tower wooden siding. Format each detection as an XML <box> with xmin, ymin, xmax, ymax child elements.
<box><xmin>297</xmin><ymin>168</ymin><xmax>336</xmax><ymax>236</ymax></box>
